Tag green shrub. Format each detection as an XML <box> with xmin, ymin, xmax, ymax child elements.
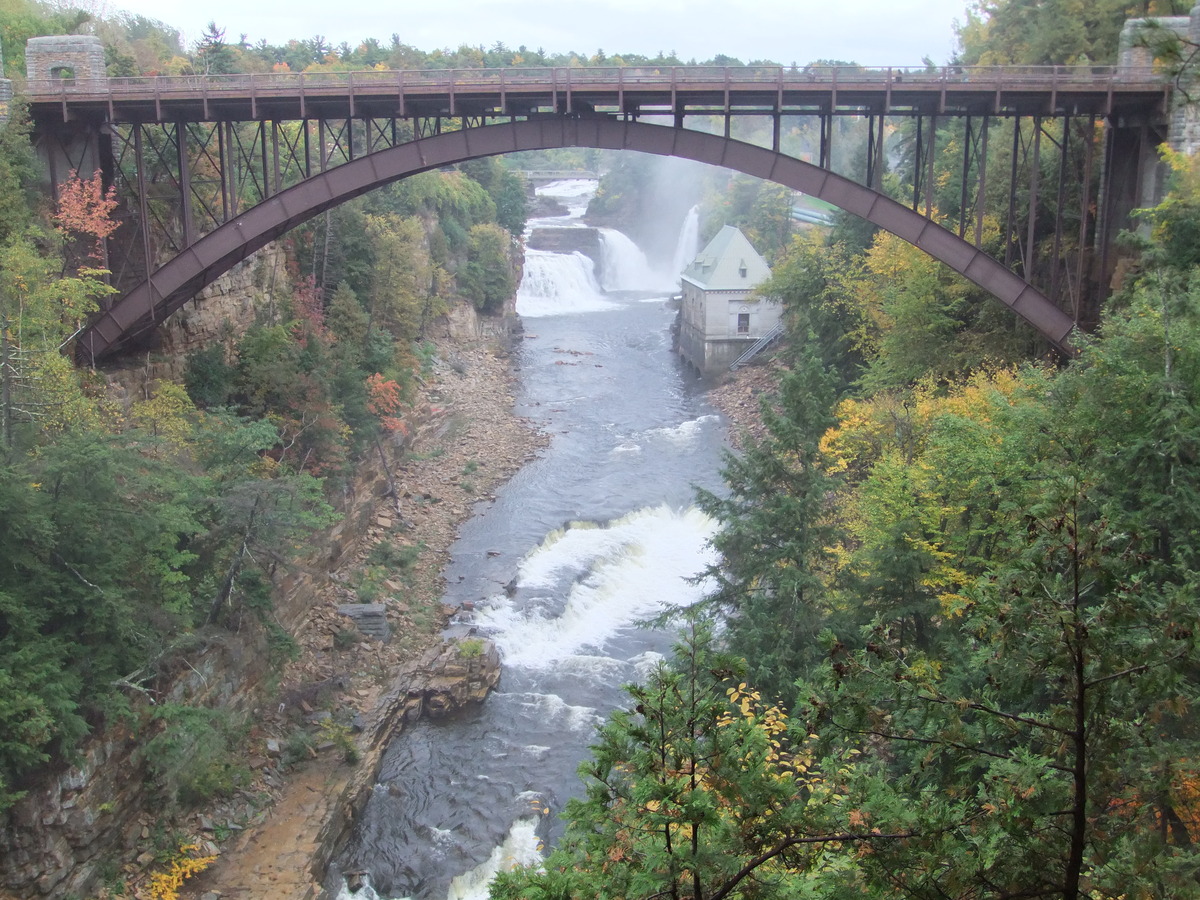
<box><xmin>366</xmin><ymin>540</ymin><xmax>421</xmax><ymax>570</ymax></box>
<box><xmin>458</xmin><ymin>638</ymin><xmax>485</xmax><ymax>660</ymax></box>
<box><xmin>319</xmin><ymin>719</ymin><xmax>360</xmax><ymax>764</ymax></box>
<box><xmin>142</xmin><ymin>704</ymin><xmax>249</xmax><ymax>808</ymax></box>
<box><xmin>282</xmin><ymin>728</ymin><xmax>316</xmax><ymax>768</ymax></box>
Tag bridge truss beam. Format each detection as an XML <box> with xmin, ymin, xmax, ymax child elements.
<box><xmin>74</xmin><ymin>117</ymin><xmax>1082</xmax><ymax>364</ymax></box>
<box><xmin>26</xmin><ymin>66</ymin><xmax>1167</xmax><ymax>363</ymax></box>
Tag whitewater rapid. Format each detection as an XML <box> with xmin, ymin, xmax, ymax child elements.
<box><xmin>332</xmin><ymin>179</ymin><xmax>726</xmax><ymax>900</ymax></box>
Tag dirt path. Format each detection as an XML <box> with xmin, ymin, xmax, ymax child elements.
<box><xmin>173</xmin><ymin>340</ymin><xmax>546</xmax><ymax>900</ymax></box>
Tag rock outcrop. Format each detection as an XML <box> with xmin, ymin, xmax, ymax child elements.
<box><xmin>527</xmin><ymin>225</ymin><xmax>602</xmax><ymax>270</ymax></box>
<box><xmin>402</xmin><ymin>639</ymin><xmax>502</xmax><ymax>720</ymax></box>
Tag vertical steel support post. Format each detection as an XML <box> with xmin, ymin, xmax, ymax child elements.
<box><xmin>1024</xmin><ymin>117</ymin><xmax>1042</xmax><ymax>281</ymax></box>
<box><xmin>1076</xmin><ymin>115</ymin><xmax>1097</xmax><ymax>323</ymax></box>
<box><xmin>820</xmin><ymin>114</ymin><xmax>830</xmax><ymax>171</ymax></box>
<box><xmin>1050</xmin><ymin>115</ymin><xmax>1071</xmax><ymax>307</ymax></box>
<box><xmin>224</xmin><ymin>120</ymin><xmax>239</xmax><ymax>218</ymax></box>
<box><xmin>1005</xmin><ymin>119</ymin><xmax>1021</xmax><ymax>268</ymax></box>
<box><xmin>925</xmin><ymin>114</ymin><xmax>938</xmax><ymax>219</ymax></box>
<box><xmin>303</xmin><ymin>118</ymin><xmax>311</xmax><ymax>179</ymax></box>
<box><xmin>912</xmin><ymin>115</ymin><xmax>924</xmax><ymax>211</ymax></box>
<box><xmin>133</xmin><ymin>125</ymin><xmax>154</xmax><ymax>312</ymax></box>
<box><xmin>873</xmin><ymin>111</ymin><xmax>885</xmax><ymax>190</ymax></box>
<box><xmin>259</xmin><ymin>120</ymin><xmax>270</xmax><ymax>198</ymax></box>
<box><xmin>975</xmin><ymin>116</ymin><xmax>990</xmax><ymax>247</ymax></box>
<box><xmin>217</xmin><ymin>121</ymin><xmax>231</xmax><ymax>224</ymax></box>
<box><xmin>959</xmin><ymin>116</ymin><xmax>973</xmax><ymax>238</ymax></box>
<box><xmin>723</xmin><ymin>67</ymin><xmax>731</xmax><ymax>139</ymax></box>
<box><xmin>271</xmin><ymin>120</ymin><xmax>281</xmax><ymax>194</ymax></box>
<box><xmin>176</xmin><ymin>122</ymin><xmax>195</xmax><ymax>247</ymax></box>
<box><xmin>1096</xmin><ymin>117</ymin><xmax>1117</xmax><ymax>306</ymax></box>
<box><xmin>867</xmin><ymin>114</ymin><xmax>876</xmax><ymax>188</ymax></box>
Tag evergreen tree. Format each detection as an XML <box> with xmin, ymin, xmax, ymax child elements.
<box><xmin>696</xmin><ymin>338</ymin><xmax>842</xmax><ymax>701</ymax></box>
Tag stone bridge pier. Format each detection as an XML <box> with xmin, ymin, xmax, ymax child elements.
<box><xmin>24</xmin><ymin>36</ymin><xmax>110</xmax><ymax>192</ymax></box>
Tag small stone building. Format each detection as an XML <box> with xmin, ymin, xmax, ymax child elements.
<box><xmin>678</xmin><ymin>225</ymin><xmax>777</xmax><ymax>375</ymax></box>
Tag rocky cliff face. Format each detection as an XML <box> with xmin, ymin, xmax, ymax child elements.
<box><xmin>99</xmin><ymin>242</ymin><xmax>289</xmax><ymax>408</ymax></box>
<box><xmin>0</xmin><ymin>241</ymin><xmax>521</xmax><ymax>898</ymax></box>
<box><xmin>0</xmin><ymin>424</ymin><xmax>413</xmax><ymax>899</ymax></box>
<box><xmin>526</xmin><ymin>225</ymin><xmax>602</xmax><ymax>271</ymax></box>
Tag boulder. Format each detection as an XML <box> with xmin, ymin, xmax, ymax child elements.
<box><xmin>337</xmin><ymin>603</ymin><xmax>392</xmax><ymax>642</ymax></box>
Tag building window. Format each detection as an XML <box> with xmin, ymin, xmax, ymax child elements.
<box><xmin>737</xmin><ymin>313</ymin><xmax>750</xmax><ymax>334</ymax></box>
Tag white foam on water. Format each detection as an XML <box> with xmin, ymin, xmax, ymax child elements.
<box><xmin>335</xmin><ymin>877</ymin><xmax>385</xmax><ymax>900</ymax></box>
<box><xmin>474</xmin><ymin>505</ymin><xmax>719</xmax><ymax>669</ymax></box>
<box><xmin>535</xmin><ymin>178</ymin><xmax>598</xmax><ymax>219</ymax></box>
<box><xmin>537</xmin><ymin>178</ymin><xmax>598</xmax><ymax>199</ymax></box>
<box><xmin>445</xmin><ymin>817</ymin><xmax>545</xmax><ymax>900</ymax></box>
<box><xmin>516</xmin><ymin>250</ymin><xmax>617</xmax><ymax>317</ymax></box>
<box><xmin>500</xmin><ymin>690</ymin><xmax>602</xmax><ymax>732</ymax></box>
<box><xmin>552</xmin><ymin>654</ymin><xmax>633</xmax><ymax>682</ymax></box>
<box><xmin>629</xmin><ymin>650</ymin><xmax>668</xmax><ymax>679</ymax></box>
<box><xmin>636</xmin><ymin>414</ymin><xmax>722</xmax><ymax>444</ymax></box>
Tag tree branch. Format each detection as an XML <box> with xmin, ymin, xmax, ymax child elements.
<box><xmin>707</xmin><ymin>830</ymin><xmax>916</xmax><ymax>900</ymax></box>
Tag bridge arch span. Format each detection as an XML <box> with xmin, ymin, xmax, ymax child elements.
<box><xmin>78</xmin><ymin>118</ymin><xmax>1076</xmax><ymax>363</ymax></box>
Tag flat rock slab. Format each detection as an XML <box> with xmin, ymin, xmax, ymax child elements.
<box><xmin>337</xmin><ymin>603</ymin><xmax>392</xmax><ymax>642</ymax></box>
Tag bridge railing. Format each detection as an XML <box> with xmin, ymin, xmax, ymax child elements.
<box><xmin>24</xmin><ymin>63</ymin><xmax>1167</xmax><ymax>101</ymax></box>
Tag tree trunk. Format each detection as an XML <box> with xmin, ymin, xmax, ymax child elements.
<box><xmin>1</xmin><ymin>309</ymin><xmax>12</xmax><ymax>449</ymax></box>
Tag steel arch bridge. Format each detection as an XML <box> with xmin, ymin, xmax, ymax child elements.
<box><xmin>24</xmin><ymin>64</ymin><xmax>1171</xmax><ymax>363</ymax></box>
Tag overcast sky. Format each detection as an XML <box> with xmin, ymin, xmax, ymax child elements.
<box><xmin>91</xmin><ymin>0</ymin><xmax>973</xmax><ymax>68</ymax></box>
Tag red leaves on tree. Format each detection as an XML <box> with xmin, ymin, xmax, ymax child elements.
<box><xmin>366</xmin><ymin>373</ymin><xmax>407</xmax><ymax>434</ymax></box>
<box><xmin>291</xmin><ymin>275</ymin><xmax>327</xmax><ymax>342</ymax></box>
<box><xmin>53</xmin><ymin>169</ymin><xmax>119</xmax><ymax>263</ymax></box>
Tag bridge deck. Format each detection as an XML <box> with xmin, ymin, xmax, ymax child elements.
<box><xmin>28</xmin><ymin>64</ymin><xmax>1169</xmax><ymax>124</ymax></box>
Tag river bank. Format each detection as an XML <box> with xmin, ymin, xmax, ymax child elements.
<box><xmin>171</xmin><ymin>336</ymin><xmax>547</xmax><ymax>900</ymax></box>
<box><xmin>168</xmin><ymin>346</ymin><xmax>784</xmax><ymax>900</ymax></box>
<box><xmin>706</xmin><ymin>357</ymin><xmax>785</xmax><ymax>449</ymax></box>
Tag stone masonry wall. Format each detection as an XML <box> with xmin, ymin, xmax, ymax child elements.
<box><xmin>1120</xmin><ymin>5</ymin><xmax>1200</xmax><ymax>156</ymax></box>
<box><xmin>25</xmin><ymin>36</ymin><xmax>106</xmax><ymax>84</ymax></box>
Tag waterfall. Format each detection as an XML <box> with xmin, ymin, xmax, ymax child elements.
<box><xmin>516</xmin><ymin>249</ymin><xmax>616</xmax><ymax>317</ymax></box>
<box><xmin>445</xmin><ymin>817</ymin><xmax>545</xmax><ymax>900</ymax></box>
<box><xmin>670</xmin><ymin>205</ymin><xmax>700</xmax><ymax>281</ymax></box>
<box><xmin>535</xmin><ymin>178</ymin><xmax>597</xmax><ymax>219</ymax></box>
<box><xmin>598</xmin><ymin>228</ymin><xmax>659</xmax><ymax>291</ymax></box>
<box><xmin>475</xmin><ymin>504</ymin><xmax>719</xmax><ymax>670</ymax></box>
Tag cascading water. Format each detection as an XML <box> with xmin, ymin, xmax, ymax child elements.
<box><xmin>516</xmin><ymin>250</ymin><xmax>614</xmax><ymax>317</ymax></box>
<box><xmin>331</xmin><ymin>179</ymin><xmax>729</xmax><ymax>900</ymax></box>
<box><xmin>670</xmin><ymin>204</ymin><xmax>701</xmax><ymax>277</ymax></box>
<box><xmin>598</xmin><ymin>227</ymin><xmax>667</xmax><ymax>292</ymax></box>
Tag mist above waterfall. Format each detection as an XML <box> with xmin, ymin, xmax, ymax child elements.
<box><xmin>518</xmin><ymin>177</ymin><xmax>698</xmax><ymax>314</ymax></box>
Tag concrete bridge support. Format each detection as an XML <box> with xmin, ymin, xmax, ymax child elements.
<box><xmin>25</xmin><ymin>36</ymin><xmax>110</xmax><ymax>194</ymax></box>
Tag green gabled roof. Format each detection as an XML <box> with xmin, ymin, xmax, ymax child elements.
<box><xmin>681</xmin><ymin>225</ymin><xmax>771</xmax><ymax>292</ymax></box>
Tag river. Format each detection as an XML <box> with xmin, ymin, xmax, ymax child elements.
<box><xmin>330</xmin><ymin>179</ymin><xmax>727</xmax><ymax>900</ymax></box>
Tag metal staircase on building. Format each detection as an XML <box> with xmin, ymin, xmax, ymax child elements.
<box><xmin>729</xmin><ymin>323</ymin><xmax>785</xmax><ymax>371</ymax></box>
